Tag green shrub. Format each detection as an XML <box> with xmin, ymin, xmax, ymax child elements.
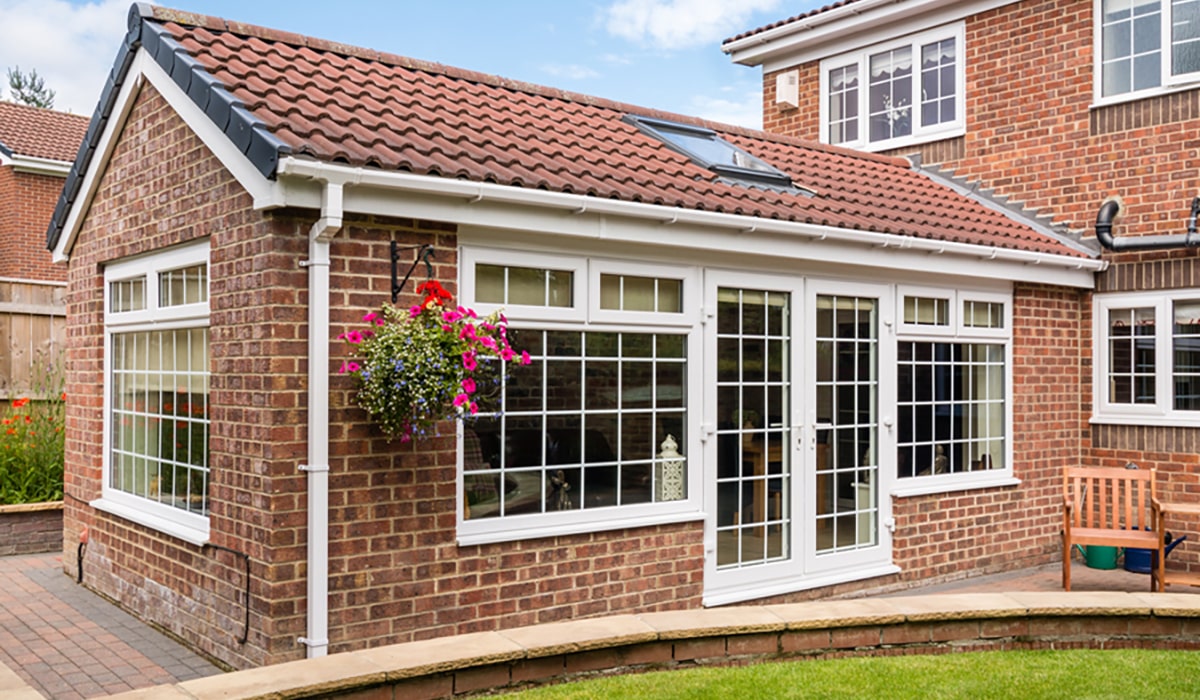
<box><xmin>0</xmin><ymin>365</ymin><xmax>65</xmax><ymax>505</ymax></box>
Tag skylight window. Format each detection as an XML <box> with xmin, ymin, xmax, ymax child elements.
<box><xmin>624</xmin><ymin>115</ymin><xmax>797</xmax><ymax>189</ymax></box>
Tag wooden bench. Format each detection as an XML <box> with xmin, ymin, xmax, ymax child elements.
<box><xmin>1062</xmin><ymin>466</ymin><xmax>1162</xmax><ymax>591</ymax></box>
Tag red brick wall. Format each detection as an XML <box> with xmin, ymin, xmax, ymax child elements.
<box><xmin>761</xmin><ymin>0</ymin><xmax>1200</xmax><ymax>577</ymax></box>
<box><xmin>324</xmin><ymin>223</ymin><xmax>704</xmax><ymax>653</ymax></box>
<box><xmin>64</xmin><ymin>82</ymin><xmax>704</xmax><ymax>671</ymax></box>
<box><xmin>0</xmin><ymin>166</ymin><xmax>67</xmax><ymax>282</ymax></box>
<box><xmin>762</xmin><ymin>0</ymin><xmax>1200</xmax><ymax>240</ymax></box>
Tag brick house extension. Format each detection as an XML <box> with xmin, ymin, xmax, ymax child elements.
<box><xmin>726</xmin><ymin>0</ymin><xmax>1200</xmax><ymax>583</ymax></box>
<box><xmin>50</xmin><ymin>5</ymin><xmax>1107</xmax><ymax>669</ymax></box>
<box><xmin>0</xmin><ymin>101</ymin><xmax>86</xmax><ymax>398</ymax></box>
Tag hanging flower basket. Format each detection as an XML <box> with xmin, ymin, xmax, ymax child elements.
<box><xmin>337</xmin><ymin>281</ymin><xmax>529</xmax><ymax>442</ymax></box>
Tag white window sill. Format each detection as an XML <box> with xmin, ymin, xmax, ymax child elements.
<box><xmin>1091</xmin><ymin>80</ymin><xmax>1200</xmax><ymax>111</ymax></box>
<box><xmin>833</xmin><ymin>125</ymin><xmax>965</xmax><ymax>155</ymax></box>
<box><xmin>890</xmin><ymin>475</ymin><xmax>1020</xmax><ymax>499</ymax></box>
<box><xmin>703</xmin><ymin>562</ymin><xmax>902</xmax><ymax>607</ymax></box>
<box><xmin>1090</xmin><ymin>413</ymin><xmax>1200</xmax><ymax>428</ymax></box>
<box><xmin>91</xmin><ymin>497</ymin><xmax>210</xmax><ymax>546</ymax></box>
<box><xmin>457</xmin><ymin>509</ymin><xmax>704</xmax><ymax>547</ymax></box>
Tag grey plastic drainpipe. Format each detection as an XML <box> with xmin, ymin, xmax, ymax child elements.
<box><xmin>1095</xmin><ymin>196</ymin><xmax>1200</xmax><ymax>251</ymax></box>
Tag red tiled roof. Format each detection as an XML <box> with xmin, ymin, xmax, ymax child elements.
<box><xmin>54</xmin><ymin>5</ymin><xmax>1086</xmax><ymax>259</ymax></box>
<box><xmin>0</xmin><ymin>100</ymin><xmax>89</xmax><ymax>163</ymax></box>
<box><xmin>723</xmin><ymin>1</ymin><xmax>859</xmax><ymax>46</ymax></box>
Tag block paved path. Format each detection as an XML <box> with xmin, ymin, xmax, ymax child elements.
<box><xmin>0</xmin><ymin>552</ymin><xmax>222</xmax><ymax>699</ymax></box>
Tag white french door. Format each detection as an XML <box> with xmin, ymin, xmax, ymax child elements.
<box><xmin>803</xmin><ymin>279</ymin><xmax>893</xmax><ymax>576</ymax></box>
<box><xmin>703</xmin><ymin>273</ymin><xmax>893</xmax><ymax>604</ymax></box>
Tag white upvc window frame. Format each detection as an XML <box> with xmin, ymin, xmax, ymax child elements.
<box><xmin>1093</xmin><ymin>0</ymin><xmax>1200</xmax><ymax>106</ymax></box>
<box><xmin>96</xmin><ymin>240</ymin><xmax>211</xmax><ymax>545</ymax></box>
<box><xmin>818</xmin><ymin>23</ymin><xmax>966</xmax><ymax>153</ymax></box>
<box><xmin>1093</xmin><ymin>289</ymin><xmax>1200</xmax><ymax>425</ymax></box>
<box><xmin>891</xmin><ymin>286</ymin><xmax>1016</xmax><ymax>497</ymax></box>
<box><xmin>457</xmin><ymin>246</ymin><xmax>703</xmax><ymax>545</ymax></box>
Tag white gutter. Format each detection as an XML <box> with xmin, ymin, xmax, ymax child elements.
<box><xmin>276</xmin><ymin>158</ymin><xmax>1107</xmax><ymax>276</ymax></box>
<box><xmin>722</xmin><ymin>0</ymin><xmax>902</xmax><ymax>56</ymax></box>
<box><xmin>297</xmin><ymin>181</ymin><xmax>343</xmax><ymax>659</ymax></box>
<box><xmin>10</xmin><ymin>153</ymin><xmax>73</xmax><ymax>177</ymax></box>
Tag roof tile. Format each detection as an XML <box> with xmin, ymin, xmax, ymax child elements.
<box><xmin>133</xmin><ymin>6</ymin><xmax>1092</xmax><ymax>258</ymax></box>
<box><xmin>0</xmin><ymin>101</ymin><xmax>89</xmax><ymax>162</ymax></box>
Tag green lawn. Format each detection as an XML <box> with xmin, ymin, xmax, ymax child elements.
<box><xmin>506</xmin><ymin>649</ymin><xmax>1200</xmax><ymax>699</ymax></box>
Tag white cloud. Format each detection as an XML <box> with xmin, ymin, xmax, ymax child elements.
<box><xmin>540</xmin><ymin>63</ymin><xmax>601</xmax><ymax>80</ymax></box>
<box><xmin>689</xmin><ymin>93</ymin><xmax>762</xmax><ymax>130</ymax></box>
<box><xmin>602</xmin><ymin>0</ymin><xmax>783</xmax><ymax>51</ymax></box>
<box><xmin>0</xmin><ymin>0</ymin><xmax>129</xmax><ymax>114</ymax></box>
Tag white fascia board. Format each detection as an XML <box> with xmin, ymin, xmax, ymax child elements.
<box><xmin>52</xmin><ymin>49</ymin><xmax>286</xmax><ymax>262</ymax></box>
<box><xmin>277</xmin><ymin>158</ymin><xmax>1102</xmax><ymax>289</ymax></box>
<box><xmin>726</xmin><ymin>0</ymin><xmax>1014</xmax><ymax>71</ymax></box>
<box><xmin>11</xmin><ymin>154</ymin><xmax>71</xmax><ymax>177</ymax></box>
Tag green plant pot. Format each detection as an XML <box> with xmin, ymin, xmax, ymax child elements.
<box><xmin>1084</xmin><ymin>545</ymin><xmax>1120</xmax><ymax>570</ymax></box>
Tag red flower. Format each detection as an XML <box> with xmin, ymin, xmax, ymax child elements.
<box><xmin>11</xmin><ymin>397</ymin><xmax>29</xmax><ymax>408</ymax></box>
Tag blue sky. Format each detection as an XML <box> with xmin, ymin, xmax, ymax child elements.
<box><xmin>0</xmin><ymin>0</ymin><xmax>825</xmax><ymax>128</ymax></box>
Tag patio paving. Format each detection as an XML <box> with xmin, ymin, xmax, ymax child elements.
<box><xmin>0</xmin><ymin>551</ymin><xmax>222</xmax><ymax>699</ymax></box>
<box><xmin>0</xmin><ymin>549</ymin><xmax>1193</xmax><ymax>698</ymax></box>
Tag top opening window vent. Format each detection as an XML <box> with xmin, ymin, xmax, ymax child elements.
<box><xmin>624</xmin><ymin>115</ymin><xmax>801</xmax><ymax>191</ymax></box>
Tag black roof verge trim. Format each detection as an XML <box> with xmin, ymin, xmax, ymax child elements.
<box><xmin>45</xmin><ymin>2</ymin><xmax>292</xmax><ymax>251</ymax></box>
<box><xmin>0</xmin><ymin>142</ymin><xmax>13</xmax><ymax>158</ymax></box>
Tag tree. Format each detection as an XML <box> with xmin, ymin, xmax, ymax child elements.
<box><xmin>6</xmin><ymin>66</ymin><xmax>55</xmax><ymax>109</ymax></box>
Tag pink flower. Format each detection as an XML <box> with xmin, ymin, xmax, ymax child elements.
<box><xmin>340</xmin><ymin>330</ymin><xmax>365</xmax><ymax>344</ymax></box>
<box><xmin>520</xmin><ymin>350</ymin><xmax>532</xmax><ymax>366</ymax></box>
<box><xmin>462</xmin><ymin>352</ymin><xmax>477</xmax><ymax>371</ymax></box>
<box><xmin>443</xmin><ymin>310</ymin><xmax>462</xmax><ymax>323</ymax></box>
<box><xmin>499</xmin><ymin>347</ymin><xmax>515</xmax><ymax>362</ymax></box>
<box><xmin>453</xmin><ymin>393</ymin><xmax>470</xmax><ymax>408</ymax></box>
<box><xmin>469</xmin><ymin>402</ymin><xmax>479</xmax><ymax>415</ymax></box>
<box><xmin>459</xmin><ymin>324</ymin><xmax>477</xmax><ymax>341</ymax></box>
<box><xmin>409</xmin><ymin>305</ymin><xmax>422</xmax><ymax>318</ymax></box>
<box><xmin>442</xmin><ymin>325</ymin><xmax>453</xmax><ymax>332</ymax></box>
<box><xmin>338</xmin><ymin>361</ymin><xmax>361</xmax><ymax>374</ymax></box>
<box><xmin>461</xmin><ymin>378</ymin><xmax>476</xmax><ymax>394</ymax></box>
<box><xmin>479</xmin><ymin>336</ymin><xmax>497</xmax><ymax>351</ymax></box>
<box><xmin>362</xmin><ymin>312</ymin><xmax>378</xmax><ymax>324</ymax></box>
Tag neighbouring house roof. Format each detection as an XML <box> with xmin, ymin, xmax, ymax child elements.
<box><xmin>0</xmin><ymin>101</ymin><xmax>89</xmax><ymax>162</ymax></box>
<box><xmin>46</xmin><ymin>3</ymin><xmax>1093</xmax><ymax>263</ymax></box>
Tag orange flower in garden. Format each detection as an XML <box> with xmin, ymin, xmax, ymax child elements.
<box><xmin>12</xmin><ymin>397</ymin><xmax>29</xmax><ymax>408</ymax></box>
<box><xmin>1</xmin><ymin>418</ymin><xmax>9</xmax><ymax>425</ymax></box>
<box><xmin>5</xmin><ymin>428</ymin><xmax>14</xmax><ymax>436</ymax></box>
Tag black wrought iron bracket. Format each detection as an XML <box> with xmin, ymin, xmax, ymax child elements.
<box><xmin>391</xmin><ymin>242</ymin><xmax>435</xmax><ymax>303</ymax></box>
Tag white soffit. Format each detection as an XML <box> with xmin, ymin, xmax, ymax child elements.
<box><xmin>276</xmin><ymin>158</ymin><xmax>1101</xmax><ymax>290</ymax></box>
<box><xmin>724</xmin><ymin>0</ymin><xmax>1015</xmax><ymax>71</ymax></box>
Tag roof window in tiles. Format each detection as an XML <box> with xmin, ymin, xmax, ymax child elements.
<box><xmin>624</xmin><ymin>115</ymin><xmax>796</xmax><ymax>189</ymax></box>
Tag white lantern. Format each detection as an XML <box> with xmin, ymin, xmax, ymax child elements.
<box><xmin>656</xmin><ymin>434</ymin><xmax>685</xmax><ymax>502</ymax></box>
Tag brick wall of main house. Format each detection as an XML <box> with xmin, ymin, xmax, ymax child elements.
<box><xmin>64</xmin><ymin>83</ymin><xmax>703</xmax><ymax>671</ymax></box>
<box><xmin>761</xmin><ymin>0</ymin><xmax>1200</xmax><ymax>575</ymax></box>
<box><xmin>0</xmin><ymin>165</ymin><xmax>68</xmax><ymax>282</ymax></box>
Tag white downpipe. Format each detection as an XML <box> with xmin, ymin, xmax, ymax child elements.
<box><xmin>298</xmin><ymin>182</ymin><xmax>343</xmax><ymax>658</ymax></box>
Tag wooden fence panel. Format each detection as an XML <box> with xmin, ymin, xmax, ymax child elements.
<box><xmin>0</xmin><ymin>280</ymin><xmax>66</xmax><ymax>400</ymax></box>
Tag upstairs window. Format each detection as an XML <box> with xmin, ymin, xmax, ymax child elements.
<box><xmin>1098</xmin><ymin>0</ymin><xmax>1200</xmax><ymax>99</ymax></box>
<box><xmin>1095</xmin><ymin>291</ymin><xmax>1200</xmax><ymax>422</ymax></box>
<box><xmin>820</xmin><ymin>25</ymin><xmax>965</xmax><ymax>151</ymax></box>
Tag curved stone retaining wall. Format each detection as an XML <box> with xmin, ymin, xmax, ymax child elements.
<box><xmin>102</xmin><ymin>591</ymin><xmax>1200</xmax><ymax>700</ymax></box>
